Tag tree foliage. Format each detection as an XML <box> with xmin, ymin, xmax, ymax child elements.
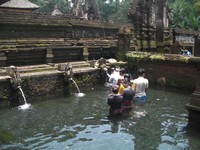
<box><xmin>168</xmin><ymin>0</ymin><xmax>200</xmax><ymax>31</ymax></box>
<box><xmin>30</xmin><ymin>0</ymin><xmax>71</xmax><ymax>13</ymax></box>
<box><xmin>29</xmin><ymin>0</ymin><xmax>200</xmax><ymax>31</ymax></box>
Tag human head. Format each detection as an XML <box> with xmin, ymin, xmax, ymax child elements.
<box><xmin>110</xmin><ymin>67</ymin><xmax>115</xmax><ymax>73</ymax></box>
<box><xmin>122</xmin><ymin>80</ymin><xmax>129</xmax><ymax>88</ymax></box>
<box><xmin>124</xmin><ymin>73</ymin><xmax>130</xmax><ymax>82</ymax></box>
<box><xmin>119</xmin><ymin>68</ymin><xmax>125</xmax><ymax>76</ymax></box>
<box><xmin>117</xmin><ymin>78</ymin><xmax>123</xmax><ymax>85</ymax></box>
<box><xmin>137</xmin><ymin>68</ymin><xmax>145</xmax><ymax>76</ymax></box>
<box><xmin>112</xmin><ymin>85</ymin><xmax>119</xmax><ymax>94</ymax></box>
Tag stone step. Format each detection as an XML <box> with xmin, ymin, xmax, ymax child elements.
<box><xmin>73</xmin><ymin>67</ymin><xmax>99</xmax><ymax>74</ymax></box>
<box><xmin>15</xmin><ymin>64</ymin><xmax>55</xmax><ymax>74</ymax></box>
<box><xmin>1</xmin><ymin>60</ymin><xmax>97</xmax><ymax>77</ymax></box>
<box><xmin>14</xmin><ymin>61</ymin><xmax>93</xmax><ymax>73</ymax></box>
<box><xmin>55</xmin><ymin>61</ymin><xmax>91</xmax><ymax>69</ymax></box>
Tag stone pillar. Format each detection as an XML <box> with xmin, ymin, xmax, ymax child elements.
<box><xmin>194</xmin><ymin>35</ymin><xmax>200</xmax><ymax>56</ymax></box>
<box><xmin>0</xmin><ymin>52</ymin><xmax>7</xmax><ymax>67</ymax></box>
<box><xmin>155</xmin><ymin>0</ymin><xmax>164</xmax><ymax>53</ymax></box>
<box><xmin>46</xmin><ymin>48</ymin><xmax>54</xmax><ymax>63</ymax></box>
<box><xmin>117</xmin><ymin>27</ymin><xmax>131</xmax><ymax>61</ymax></box>
<box><xmin>186</xmin><ymin>65</ymin><xmax>200</xmax><ymax>126</ymax></box>
<box><xmin>83</xmin><ymin>47</ymin><xmax>89</xmax><ymax>61</ymax></box>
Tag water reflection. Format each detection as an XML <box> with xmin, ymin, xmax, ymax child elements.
<box><xmin>0</xmin><ymin>85</ymin><xmax>200</xmax><ymax>150</ymax></box>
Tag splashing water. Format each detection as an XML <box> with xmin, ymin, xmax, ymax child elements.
<box><xmin>18</xmin><ymin>103</ymin><xmax>31</xmax><ymax>110</ymax></box>
<box><xmin>70</xmin><ymin>78</ymin><xmax>86</xmax><ymax>97</ymax></box>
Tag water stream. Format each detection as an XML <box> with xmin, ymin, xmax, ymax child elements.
<box><xmin>70</xmin><ymin>78</ymin><xmax>86</xmax><ymax>97</ymax></box>
<box><xmin>18</xmin><ymin>86</ymin><xmax>27</xmax><ymax>104</ymax></box>
<box><xmin>0</xmin><ymin>85</ymin><xmax>199</xmax><ymax>150</ymax></box>
<box><xmin>17</xmin><ymin>86</ymin><xmax>31</xmax><ymax>110</ymax></box>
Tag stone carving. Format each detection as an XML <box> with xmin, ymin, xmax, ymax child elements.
<box><xmin>64</xmin><ymin>63</ymin><xmax>73</xmax><ymax>81</ymax></box>
<box><xmin>128</xmin><ymin>0</ymin><xmax>168</xmax><ymax>29</ymax></box>
<box><xmin>175</xmin><ymin>35</ymin><xmax>195</xmax><ymax>44</ymax></box>
<box><xmin>72</xmin><ymin>0</ymin><xmax>100</xmax><ymax>20</ymax></box>
<box><xmin>72</xmin><ymin>0</ymin><xmax>85</xmax><ymax>19</ymax></box>
<box><xmin>7</xmin><ymin>66</ymin><xmax>22</xmax><ymax>90</ymax></box>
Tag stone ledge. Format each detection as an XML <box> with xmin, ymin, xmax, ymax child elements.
<box><xmin>186</xmin><ymin>104</ymin><xmax>200</xmax><ymax>112</ymax></box>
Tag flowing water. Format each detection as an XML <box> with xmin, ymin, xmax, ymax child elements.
<box><xmin>70</xmin><ymin>78</ymin><xmax>86</xmax><ymax>97</ymax></box>
<box><xmin>18</xmin><ymin>87</ymin><xmax>27</xmax><ymax>104</ymax></box>
<box><xmin>0</xmin><ymin>85</ymin><xmax>200</xmax><ymax>150</ymax></box>
<box><xmin>17</xmin><ymin>86</ymin><xmax>31</xmax><ymax>110</ymax></box>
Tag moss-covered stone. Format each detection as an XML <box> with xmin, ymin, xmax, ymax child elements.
<box><xmin>126</xmin><ymin>51</ymin><xmax>198</xmax><ymax>91</ymax></box>
<box><xmin>126</xmin><ymin>51</ymin><xmax>190</xmax><ymax>63</ymax></box>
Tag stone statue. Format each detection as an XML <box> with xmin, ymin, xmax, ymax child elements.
<box><xmin>7</xmin><ymin>66</ymin><xmax>22</xmax><ymax>90</ymax></box>
<box><xmin>64</xmin><ymin>63</ymin><xmax>73</xmax><ymax>81</ymax></box>
<box><xmin>72</xmin><ymin>0</ymin><xmax>100</xmax><ymax>20</ymax></box>
<box><xmin>72</xmin><ymin>0</ymin><xmax>85</xmax><ymax>19</ymax></box>
<box><xmin>84</xmin><ymin>0</ymin><xmax>100</xmax><ymax>20</ymax></box>
<box><xmin>6</xmin><ymin>65</ymin><xmax>22</xmax><ymax>107</ymax></box>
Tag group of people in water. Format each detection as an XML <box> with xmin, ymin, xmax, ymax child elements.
<box><xmin>106</xmin><ymin>67</ymin><xmax>149</xmax><ymax>116</ymax></box>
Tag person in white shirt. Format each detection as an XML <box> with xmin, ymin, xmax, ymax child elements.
<box><xmin>131</xmin><ymin>68</ymin><xmax>148</xmax><ymax>102</ymax></box>
<box><xmin>108</xmin><ymin>68</ymin><xmax>120</xmax><ymax>86</ymax></box>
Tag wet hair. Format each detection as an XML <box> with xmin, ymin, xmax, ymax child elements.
<box><xmin>110</xmin><ymin>67</ymin><xmax>115</xmax><ymax>71</ymax></box>
<box><xmin>117</xmin><ymin>78</ymin><xmax>124</xmax><ymax>85</ymax></box>
<box><xmin>124</xmin><ymin>73</ymin><xmax>130</xmax><ymax>82</ymax></box>
<box><xmin>122</xmin><ymin>80</ymin><xmax>129</xmax><ymax>88</ymax></box>
<box><xmin>112</xmin><ymin>85</ymin><xmax>119</xmax><ymax>94</ymax></box>
<box><xmin>108</xmin><ymin>67</ymin><xmax>114</xmax><ymax>74</ymax></box>
<box><xmin>137</xmin><ymin>68</ymin><xmax>145</xmax><ymax>76</ymax></box>
<box><xmin>119</xmin><ymin>68</ymin><xmax>125</xmax><ymax>74</ymax></box>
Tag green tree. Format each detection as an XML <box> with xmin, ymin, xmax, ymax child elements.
<box><xmin>97</xmin><ymin>0</ymin><xmax>132</xmax><ymax>22</ymax></box>
<box><xmin>30</xmin><ymin>0</ymin><xmax>71</xmax><ymax>13</ymax></box>
<box><xmin>96</xmin><ymin>0</ymin><xmax>116</xmax><ymax>21</ymax></box>
<box><xmin>29</xmin><ymin>0</ymin><xmax>200</xmax><ymax>31</ymax></box>
<box><xmin>168</xmin><ymin>0</ymin><xmax>200</xmax><ymax>31</ymax></box>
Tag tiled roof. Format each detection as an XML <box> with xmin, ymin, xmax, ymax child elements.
<box><xmin>0</xmin><ymin>0</ymin><xmax>39</xmax><ymax>9</ymax></box>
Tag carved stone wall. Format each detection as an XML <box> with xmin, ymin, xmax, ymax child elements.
<box><xmin>0</xmin><ymin>12</ymin><xmax>121</xmax><ymax>66</ymax></box>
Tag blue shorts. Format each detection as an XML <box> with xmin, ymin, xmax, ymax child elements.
<box><xmin>135</xmin><ymin>96</ymin><xmax>147</xmax><ymax>103</ymax></box>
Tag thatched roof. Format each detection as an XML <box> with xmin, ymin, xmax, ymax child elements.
<box><xmin>0</xmin><ymin>0</ymin><xmax>9</xmax><ymax>5</ymax></box>
<box><xmin>0</xmin><ymin>0</ymin><xmax>39</xmax><ymax>9</ymax></box>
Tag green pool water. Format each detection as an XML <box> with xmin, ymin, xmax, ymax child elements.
<box><xmin>0</xmin><ymin>85</ymin><xmax>199</xmax><ymax>150</ymax></box>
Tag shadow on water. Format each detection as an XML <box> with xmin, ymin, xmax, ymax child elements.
<box><xmin>0</xmin><ymin>84</ymin><xmax>200</xmax><ymax>150</ymax></box>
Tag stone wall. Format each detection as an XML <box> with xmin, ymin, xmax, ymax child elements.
<box><xmin>0</xmin><ymin>12</ymin><xmax>122</xmax><ymax>66</ymax></box>
<box><xmin>0</xmin><ymin>69</ymin><xmax>101</xmax><ymax>106</ymax></box>
<box><xmin>126</xmin><ymin>52</ymin><xmax>198</xmax><ymax>92</ymax></box>
<box><xmin>0</xmin><ymin>78</ymin><xmax>10</xmax><ymax>106</ymax></box>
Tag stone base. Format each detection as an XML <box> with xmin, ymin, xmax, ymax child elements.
<box><xmin>186</xmin><ymin>91</ymin><xmax>200</xmax><ymax>126</ymax></box>
<box><xmin>186</xmin><ymin>108</ymin><xmax>200</xmax><ymax>128</ymax></box>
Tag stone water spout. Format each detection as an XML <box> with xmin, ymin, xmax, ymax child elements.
<box><xmin>7</xmin><ymin>65</ymin><xmax>22</xmax><ymax>90</ymax></box>
<box><xmin>64</xmin><ymin>63</ymin><xmax>73</xmax><ymax>81</ymax></box>
<box><xmin>7</xmin><ymin>66</ymin><xmax>30</xmax><ymax>109</ymax></box>
<box><xmin>63</xmin><ymin>63</ymin><xmax>85</xmax><ymax>97</ymax></box>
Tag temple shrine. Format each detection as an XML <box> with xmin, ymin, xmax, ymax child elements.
<box><xmin>0</xmin><ymin>0</ymin><xmax>39</xmax><ymax>13</ymax></box>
